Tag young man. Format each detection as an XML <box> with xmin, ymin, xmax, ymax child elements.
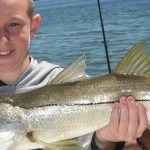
<box><xmin>0</xmin><ymin>0</ymin><xmax>62</xmax><ymax>93</ymax></box>
<box><xmin>0</xmin><ymin>0</ymin><xmax>148</xmax><ymax>149</ymax></box>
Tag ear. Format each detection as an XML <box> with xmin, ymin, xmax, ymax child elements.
<box><xmin>30</xmin><ymin>14</ymin><xmax>41</xmax><ymax>38</ymax></box>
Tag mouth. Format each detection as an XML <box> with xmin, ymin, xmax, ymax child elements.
<box><xmin>0</xmin><ymin>49</ymin><xmax>15</xmax><ymax>58</ymax></box>
<box><xmin>0</xmin><ymin>51</ymin><xmax>11</xmax><ymax>55</ymax></box>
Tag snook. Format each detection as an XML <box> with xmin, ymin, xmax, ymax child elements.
<box><xmin>0</xmin><ymin>40</ymin><xmax>149</xmax><ymax>150</ymax></box>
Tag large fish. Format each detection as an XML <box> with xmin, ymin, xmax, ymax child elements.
<box><xmin>0</xmin><ymin>40</ymin><xmax>149</xmax><ymax>150</ymax></box>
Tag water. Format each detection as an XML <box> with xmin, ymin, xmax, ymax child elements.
<box><xmin>30</xmin><ymin>0</ymin><xmax>150</xmax><ymax>76</ymax></box>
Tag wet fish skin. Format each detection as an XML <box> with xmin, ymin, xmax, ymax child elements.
<box><xmin>15</xmin><ymin>73</ymin><xmax>150</xmax><ymax>143</ymax></box>
<box><xmin>11</xmin><ymin>73</ymin><xmax>149</xmax><ymax>108</ymax></box>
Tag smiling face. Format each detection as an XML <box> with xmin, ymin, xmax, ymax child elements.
<box><xmin>0</xmin><ymin>0</ymin><xmax>40</xmax><ymax>74</ymax></box>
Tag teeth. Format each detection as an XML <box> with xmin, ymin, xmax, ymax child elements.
<box><xmin>0</xmin><ymin>51</ymin><xmax>10</xmax><ymax>55</ymax></box>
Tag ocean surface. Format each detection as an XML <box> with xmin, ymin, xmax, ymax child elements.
<box><xmin>30</xmin><ymin>0</ymin><xmax>150</xmax><ymax>76</ymax></box>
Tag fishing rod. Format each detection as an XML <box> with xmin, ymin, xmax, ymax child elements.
<box><xmin>97</xmin><ymin>0</ymin><xmax>111</xmax><ymax>73</ymax></box>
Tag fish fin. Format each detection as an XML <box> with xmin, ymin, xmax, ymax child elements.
<box><xmin>15</xmin><ymin>135</ymin><xmax>45</xmax><ymax>150</ymax></box>
<box><xmin>50</xmin><ymin>54</ymin><xmax>89</xmax><ymax>84</ymax></box>
<box><xmin>52</xmin><ymin>140</ymin><xmax>84</xmax><ymax>150</ymax></box>
<box><xmin>0</xmin><ymin>128</ymin><xmax>16</xmax><ymax>150</ymax></box>
<box><xmin>26</xmin><ymin>131</ymin><xmax>61</xmax><ymax>150</ymax></box>
<box><xmin>112</xmin><ymin>40</ymin><xmax>150</xmax><ymax>76</ymax></box>
<box><xmin>27</xmin><ymin>132</ymin><xmax>83</xmax><ymax>150</ymax></box>
<box><xmin>0</xmin><ymin>103</ymin><xmax>28</xmax><ymax>150</ymax></box>
<box><xmin>0</xmin><ymin>124</ymin><xmax>27</xmax><ymax>150</ymax></box>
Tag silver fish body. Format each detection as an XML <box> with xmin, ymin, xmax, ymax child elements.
<box><xmin>17</xmin><ymin>74</ymin><xmax>150</xmax><ymax>141</ymax></box>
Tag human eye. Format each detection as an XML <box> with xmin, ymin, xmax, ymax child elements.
<box><xmin>8</xmin><ymin>23</ymin><xmax>20</xmax><ymax>28</ymax></box>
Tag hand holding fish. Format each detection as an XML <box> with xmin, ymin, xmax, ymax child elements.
<box><xmin>95</xmin><ymin>96</ymin><xmax>148</xmax><ymax>149</ymax></box>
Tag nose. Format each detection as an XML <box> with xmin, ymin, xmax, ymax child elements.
<box><xmin>0</xmin><ymin>30</ymin><xmax>10</xmax><ymax>46</ymax></box>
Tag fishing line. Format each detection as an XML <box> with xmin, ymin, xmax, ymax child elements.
<box><xmin>97</xmin><ymin>0</ymin><xmax>111</xmax><ymax>73</ymax></box>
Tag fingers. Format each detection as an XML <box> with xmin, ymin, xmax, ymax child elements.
<box><xmin>95</xmin><ymin>96</ymin><xmax>148</xmax><ymax>145</ymax></box>
<box><xmin>110</xmin><ymin>96</ymin><xmax>148</xmax><ymax>142</ymax></box>
<box><xmin>109</xmin><ymin>102</ymin><xmax>120</xmax><ymax>133</ymax></box>
<box><xmin>137</xmin><ymin>103</ymin><xmax>148</xmax><ymax>137</ymax></box>
<box><xmin>127</xmin><ymin>96</ymin><xmax>139</xmax><ymax>140</ymax></box>
<box><xmin>126</xmin><ymin>96</ymin><xmax>148</xmax><ymax>140</ymax></box>
<box><xmin>119</xmin><ymin>96</ymin><xmax>129</xmax><ymax>137</ymax></box>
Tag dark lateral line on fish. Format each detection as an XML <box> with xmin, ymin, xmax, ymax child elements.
<box><xmin>19</xmin><ymin>99</ymin><xmax>149</xmax><ymax>109</ymax></box>
<box><xmin>52</xmin><ymin>99</ymin><xmax>149</xmax><ymax>106</ymax></box>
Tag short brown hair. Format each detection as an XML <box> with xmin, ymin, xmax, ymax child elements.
<box><xmin>27</xmin><ymin>0</ymin><xmax>34</xmax><ymax>19</ymax></box>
